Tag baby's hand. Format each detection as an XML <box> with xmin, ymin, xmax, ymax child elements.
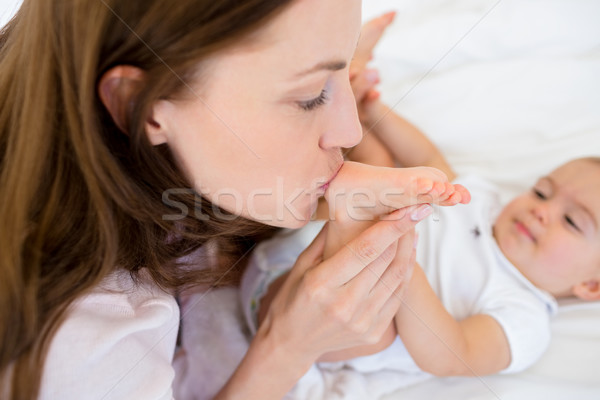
<box><xmin>324</xmin><ymin>161</ymin><xmax>470</xmax><ymax>222</ymax></box>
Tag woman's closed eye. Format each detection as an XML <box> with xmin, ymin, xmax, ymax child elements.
<box><xmin>298</xmin><ymin>89</ymin><xmax>328</xmax><ymax>111</ymax></box>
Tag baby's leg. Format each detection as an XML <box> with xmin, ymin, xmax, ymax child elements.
<box><xmin>345</xmin><ymin>128</ymin><xmax>396</xmax><ymax>168</ymax></box>
<box><xmin>351</xmin><ymin>11</ymin><xmax>396</xmax><ymax>75</ymax></box>
<box><xmin>256</xmin><ymin>270</ymin><xmax>398</xmax><ymax>363</ymax></box>
<box><xmin>326</xmin><ymin>161</ymin><xmax>469</xmax><ymax>226</ymax></box>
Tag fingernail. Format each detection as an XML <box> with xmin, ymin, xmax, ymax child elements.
<box><xmin>410</xmin><ymin>204</ymin><xmax>433</xmax><ymax>221</ymax></box>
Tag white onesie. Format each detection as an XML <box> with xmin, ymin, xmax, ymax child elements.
<box><xmin>240</xmin><ymin>175</ymin><xmax>557</xmax><ymax>377</ymax></box>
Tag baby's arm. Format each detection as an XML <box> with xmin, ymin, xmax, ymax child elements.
<box><xmin>395</xmin><ymin>265</ymin><xmax>511</xmax><ymax>376</ymax></box>
<box><xmin>343</xmin><ymin>12</ymin><xmax>396</xmax><ymax>170</ymax></box>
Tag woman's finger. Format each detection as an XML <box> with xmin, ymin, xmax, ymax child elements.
<box><xmin>375</xmin><ymin>246</ymin><xmax>417</xmax><ymax>327</ymax></box>
<box><xmin>343</xmin><ymin>239</ymin><xmax>398</xmax><ymax>295</ymax></box>
<box><xmin>347</xmin><ymin>238</ymin><xmax>417</xmax><ymax>345</ymax></box>
<box><xmin>370</xmin><ymin>227</ymin><xmax>416</xmax><ymax>306</ymax></box>
<box><xmin>321</xmin><ymin>204</ymin><xmax>430</xmax><ymax>287</ymax></box>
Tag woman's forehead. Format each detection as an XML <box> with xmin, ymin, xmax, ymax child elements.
<box><xmin>228</xmin><ymin>0</ymin><xmax>362</xmax><ymax>79</ymax></box>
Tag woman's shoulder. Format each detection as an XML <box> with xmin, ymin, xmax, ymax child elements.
<box><xmin>40</xmin><ymin>269</ymin><xmax>179</xmax><ymax>400</ymax></box>
<box><xmin>75</xmin><ymin>268</ymin><xmax>179</xmax><ymax>315</ymax></box>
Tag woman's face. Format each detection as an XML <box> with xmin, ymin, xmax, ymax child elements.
<box><xmin>155</xmin><ymin>0</ymin><xmax>363</xmax><ymax>228</ymax></box>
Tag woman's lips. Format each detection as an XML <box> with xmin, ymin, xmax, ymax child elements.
<box><xmin>515</xmin><ymin>221</ymin><xmax>535</xmax><ymax>242</ymax></box>
<box><xmin>320</xmin><ymin>163</ymin><xmax>343</xmax><ymax>191</ymax></box>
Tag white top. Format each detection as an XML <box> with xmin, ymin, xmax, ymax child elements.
<box><xmin>416</xmin><ymin>175</ymin><xmax>558</xmax><ymax>373</ymax></box>
<box><xmin>39</xmin><ymin>269</ymin><xmax>179</xmax><ymax>400</ymax></box>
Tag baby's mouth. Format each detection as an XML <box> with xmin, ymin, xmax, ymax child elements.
<box><xmin>515</xmin><ymin>220</ymin><xmax>536</xmax><ymax>243</ymax></box>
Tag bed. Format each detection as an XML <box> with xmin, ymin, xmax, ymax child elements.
<box><xmin>3</xmin><ymin>0</ymin><xmax>597</xmax><ymax>398</ymax></box>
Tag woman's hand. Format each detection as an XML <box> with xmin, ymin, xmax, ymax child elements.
<box><xmin>257</xmin><ymin>204</ymin><xmax>426</xmax><ymax>364</ymax></box>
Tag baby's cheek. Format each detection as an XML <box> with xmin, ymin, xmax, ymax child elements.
<box><xmin>539</xmin><ymin>245</ymin><xmax>573</xmax><ymax>279</ymax></box>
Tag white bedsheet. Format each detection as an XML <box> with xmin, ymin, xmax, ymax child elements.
<box><xmin>175</xmin><ymin>1</ymin><xmax>600</xmax><ymax>399</ymax></box>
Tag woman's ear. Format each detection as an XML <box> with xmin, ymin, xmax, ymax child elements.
<box><xmin>98</xmin><ymin>65</ymin><xmax>168</xmax><ymax>145</ymax></box>
<box><xmin>98</xmin><ymin>65</ymin><xmax>146</xmax><ymax>134</ymax></box>
<box><xmin>572</xmin><ymin>278</ymin><xmax>600</xmax><ymax>301</ymax></box>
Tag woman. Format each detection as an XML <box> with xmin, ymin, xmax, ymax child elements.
<box><xmin>0</xmin><ymin>1</ymin><xmax>437</xmax><ymax>398</ymax></box>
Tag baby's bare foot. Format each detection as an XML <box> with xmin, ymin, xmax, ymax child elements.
<box><xmin>325</xmin><ymin>162</ymin><xmax>470</xmax><ymax>222</ymax></box>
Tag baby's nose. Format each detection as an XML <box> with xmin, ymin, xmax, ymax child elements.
<box><xmin>531</xmin><ymin>202</ymin><xmax>550</xmax><ymax>225</ymax></box>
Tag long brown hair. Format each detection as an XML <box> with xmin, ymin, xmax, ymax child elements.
<box><xmin>0</xmin><ymin>0</ymin><xmax>292</xmax><ymax>398</ymax></box>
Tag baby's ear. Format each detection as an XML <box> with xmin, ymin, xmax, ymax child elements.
<box><xmin>572</xmin><ymin>279</ymin><xmax>600</xmax><ymax>301</ymax></box>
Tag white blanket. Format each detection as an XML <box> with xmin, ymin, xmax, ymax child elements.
<box><xmin>175</xmin><ymin>1</ymin><xmax>600</xmax><ymax>399</ymax></box>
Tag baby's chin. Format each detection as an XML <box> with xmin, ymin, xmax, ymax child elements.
<box><xmin>492</xmin><ymin>223</ymin><xmax>526</xmax><ymax>272</ymax></box>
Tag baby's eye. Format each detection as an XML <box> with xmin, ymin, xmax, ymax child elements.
<box><xmin>533</xmin><ymin>188</ymin><xmax>547</xmax><ymax>199</ymax></box>
<box><xmin>565</xmin><ymin>215</ymin><xmax>581</xmax><ymax>232</ymax></box>
<box><xmin>298</xmin><ymin>89</ymin><xmax>328</xmax><ymax>111</ymax></box>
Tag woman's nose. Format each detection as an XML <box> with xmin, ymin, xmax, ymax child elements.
<box><xmin>319</xmin><ymin>84</ymin><xmax>363</xmax><ymax>150</ymax></box>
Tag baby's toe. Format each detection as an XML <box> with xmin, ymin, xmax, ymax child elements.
<box><xmin>415</xmin><ymin>178</ymin><xmax>434</xmax><ymax>195</ymax></box>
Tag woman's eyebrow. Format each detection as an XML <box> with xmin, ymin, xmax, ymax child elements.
<box><xmin>294</xmin><ymin>60</ymin><xmax>347</xmax><ymax>78</ymax></box>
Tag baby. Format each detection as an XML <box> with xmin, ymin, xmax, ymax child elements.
<box><xmin>240</xmin><ymin>14</ymin><xmax>600</xmax><ymax>380</ymax></box>
<box><xmin>242</xmin><ymin>135</ymin><xmax>600</xmax><ymax>380</ymax></box>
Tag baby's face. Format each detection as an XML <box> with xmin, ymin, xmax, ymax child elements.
<box><xmin>493</xmin><ymin>159</ymin><xmax>600</xmax><ymax>298</ymax></box>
